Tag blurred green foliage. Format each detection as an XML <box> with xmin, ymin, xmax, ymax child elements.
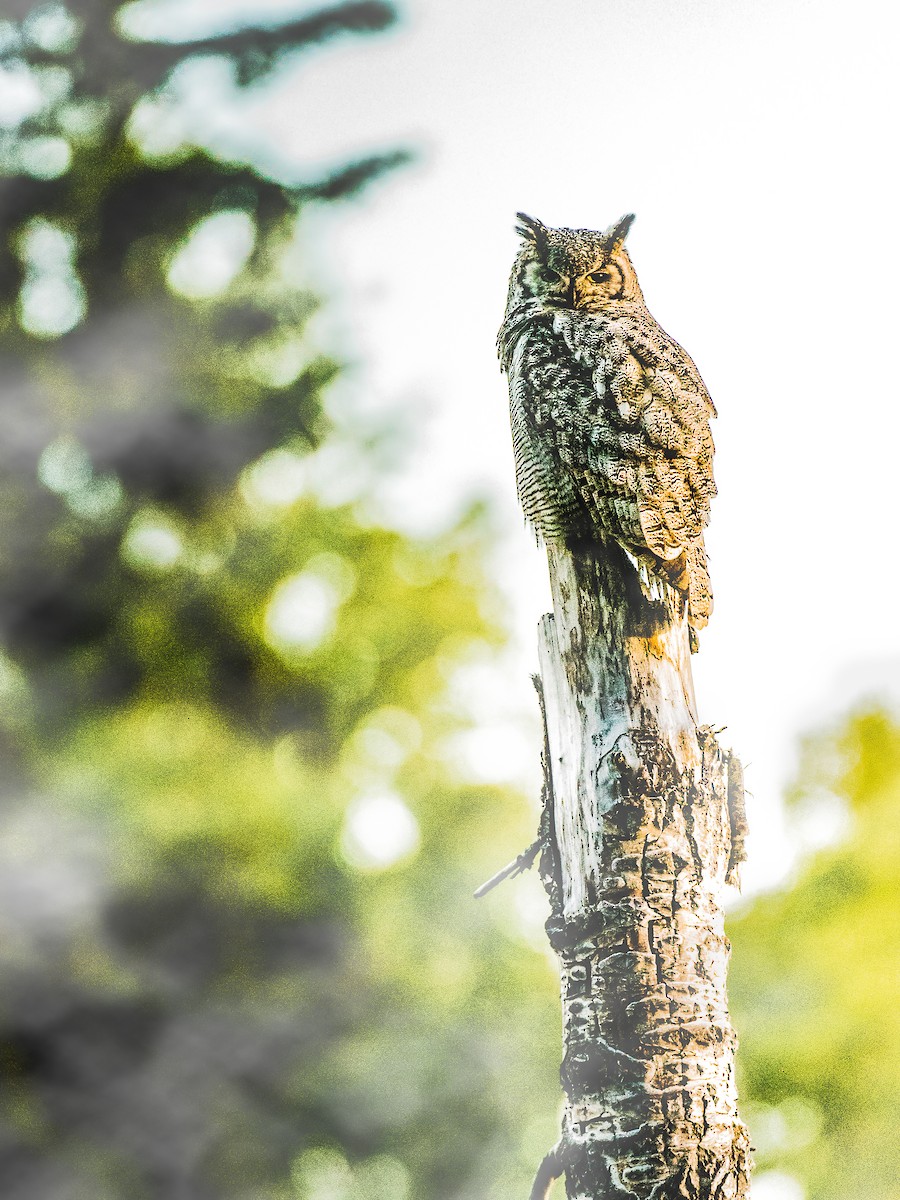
<box><xmin>730</xmin><ymin>707</ymin><xmax>900</xmax><ymax>1200</ymax></box>
<box><xmin>0</xmin><ymin>3</ymin><xmax>559</xmax><ymax>1198</ymax></box>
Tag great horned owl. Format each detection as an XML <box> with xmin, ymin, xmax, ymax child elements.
<box><xmin>498</xmin><ymin>212</ymin><xmax>716</xmax><ymax>631</ymax></box>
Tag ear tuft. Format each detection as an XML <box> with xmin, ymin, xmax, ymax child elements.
<box><xmin>515</xmin><ymin>212</ymin><xmax>548</xmax><ymax>253</ymax></box>
<box><xmin>604</xmin><ymin>213</ymin><xmax>635</xmax><ymax>254</ymax></box>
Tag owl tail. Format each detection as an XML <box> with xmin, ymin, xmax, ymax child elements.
<box><xmin>627</xmin><ymin>539</ymin><xmax>712</xmax><ymax>635</ymax></box>
<box><xmin>685</xmin><ymin>539</ymin><xmax>713</xmax><ymax>631</ymax></box>
<box><xmin>645</xmin><ymin>539</ymin><xmax>712</xmax><ymax>633</ymax></box>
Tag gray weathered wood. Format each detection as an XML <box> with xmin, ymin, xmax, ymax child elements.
<box><xmin>533</xmin><ymin>538</ymin><xmax>750</xmax><ymax>1199</ymax></box>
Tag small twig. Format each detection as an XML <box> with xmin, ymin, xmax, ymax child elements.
<box><xmin>529</xmin><ymin>1139</ymin><xmax>566</xmax><ymax>1200</ymax></box>
<box><xmin>473</xmin><ymin>837</ymin><xmax>542</xmax><ymax>899</ymax></box>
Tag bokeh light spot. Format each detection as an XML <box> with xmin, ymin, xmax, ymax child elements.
<box><xmin>291</xmin><ymin>1146</ymin><xmax>352</xmax><ymax>1200</ymax></box>
<box><xmin>264</xmin><ymin>571</ymin><xmax>340</xmax><ymax>652</ymax></box>
<box><xmin>65</xmin><ymin>474</ymin><xmax>125</xmax><ymax>520</ymax></box>
<box><xmin>751</xmin><ymin>1171</ymin><xmax>806</xmax><ymax>1200</ymax></box>
<box><xmin>18</xmin><ymin>135</ymin><xmax>71</xmax><ymax>178</ymax></box>
<box><xmin>744</xmin><ymin>1097</ymin><xmax>823</xmax><ymax>1156</ymax></box>
<box><xmin>19</xmin><ymin>272</ymin><xmax>84</xmax><ymax>335</ymax></box>
<box><xmin>38</xmin><ymin>435</ymin><xmax>92</xmax><ymax>494</ymax></box>
<box><xmin>23</xmin><ymin>3</ymin><xmax>81</xmax><ymax>53</ymax></box>
<box><xmin>122</xmin><ymin>515</ymin><xmax>184</xmax><ymax>570</ymax></box>
<box><xmin>15</xmin><ymin>218</ymin><xmax>85</xmax><ymax>337</ymax></box>
<box><xmin>167</xmin><ymin>209</ymin><xmax>256</xmax><ymax>299</ymax></box>
<box><xmin>341</xmin><ymin>792</ymin><xmax>420</xmax><ymax>871</ymax></box>
<box><xmin>240</xmin><ymin>448</ymin><xmax>307</xmax><ymax>508</ymax></box>
<box><xmin>0</xmin><ymin>61</ymin><xmax>43</xmax><ymax>128</ymax></box>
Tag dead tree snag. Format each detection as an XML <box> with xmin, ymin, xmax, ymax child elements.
<box><xmin>531</xmin><ymin>540</ymin><xmax>751</xmax><ymax>1199</ymax></box>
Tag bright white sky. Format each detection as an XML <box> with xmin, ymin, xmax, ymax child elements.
<box><xmin>125</xmin><ymin>0</ymin><xmax>900</xmax><ymax>892</ymax></box>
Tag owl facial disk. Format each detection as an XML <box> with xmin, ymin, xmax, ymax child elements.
<box><xmin>526</xmin><ymin>253</ymin><xmax>625</xmax><ymax>310</ymax></box>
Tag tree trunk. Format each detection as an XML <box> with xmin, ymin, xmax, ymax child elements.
<box><xmin>533</xmin><ymin>538</ymin><xmax>751</xmax><ymax>1199</ymax></box>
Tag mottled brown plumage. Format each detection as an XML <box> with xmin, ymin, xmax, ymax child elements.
<box><xmin>498</xmin><ymin>213</ymin><xmax>716</xmax><ymax>629</ymax></box>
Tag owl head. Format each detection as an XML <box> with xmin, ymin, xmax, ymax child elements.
<box><xmin>515</xmin><ymin>212</ymin><xmax>642</xmax><ymax>310</ymax></box>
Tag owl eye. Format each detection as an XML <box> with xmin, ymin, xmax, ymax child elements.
<box><xmin>538</xmin><ymin>267</ymin><xmax>561</xmax><ymax>283</ymax></box>
<box><xmin>588</xmin><ymin>270</ymin><xmax>611</xmax><ymax>284</ymax></box>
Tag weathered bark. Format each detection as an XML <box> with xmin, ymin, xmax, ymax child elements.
<box><xmin>533</xmin><ymin>539</ymin><xmax>751</xmax><ymax>1199</ymax></box>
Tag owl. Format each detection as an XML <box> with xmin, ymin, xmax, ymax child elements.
<box><xmin>498</xmin><ymin>212</ymin><xmax>716</xmax><ymax>632</ymax></box>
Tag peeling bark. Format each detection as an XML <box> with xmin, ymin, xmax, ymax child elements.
<box><xmin>534</xmin><ymin>539</ymin><xmax>750</xmax><ymax>1199</ymax></box>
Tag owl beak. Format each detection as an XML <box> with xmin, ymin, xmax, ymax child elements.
<box><xmin>572</xmin><ymin>278</ymin><xmax>590</xmax><ymax>308</ymax></box>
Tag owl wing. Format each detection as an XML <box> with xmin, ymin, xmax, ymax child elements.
<box><xmin>601</xmin><ymin>310</ymin><xmax>716</xmax><ymax>417</ymax></box>
<box><xmin>557</xmin><ymin>309</ymin><xmax>716</xmax><ymax>565</ymax></box>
